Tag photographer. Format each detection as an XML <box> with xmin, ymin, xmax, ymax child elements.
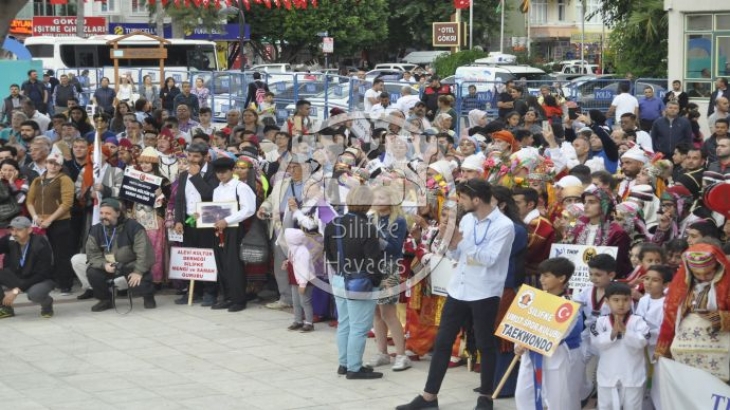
<box><xmin>85</xmin><ymin>198</ymin><xmax>156</xmax><ymax>312</ymax></box>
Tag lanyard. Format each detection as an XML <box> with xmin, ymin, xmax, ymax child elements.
<box><xmin>473</xmin><ymin>217</ymin><xmax>491</xmax><ymax>247</ymax></box>
<box><xmin>19</xmin><ymin>242</ymin><xmax>30</xmax><ymax>268</ymax></box>
<box><xmin>104</xmin><ymin>227</ymin><xmax>117</xmax><ymax>252</ymax></box>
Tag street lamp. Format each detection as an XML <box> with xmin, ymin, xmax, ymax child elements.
<box><xmin>218</xmin><ymin>3</ymin><xmax>246</xmax><ymax>73</ymax></box>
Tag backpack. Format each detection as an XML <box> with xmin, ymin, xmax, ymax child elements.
<box><xmin>254</xmin><ymin>81</ymin><xmax>266</xmax><ymax>106</ymax></box>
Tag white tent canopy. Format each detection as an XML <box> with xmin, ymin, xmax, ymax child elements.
<box><xmin>401</xmin><ymin>51</ymin><xmax>450</xmax><ymax>64</ymax></box>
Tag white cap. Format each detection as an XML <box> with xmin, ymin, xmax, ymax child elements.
<box><xmin>428</xmin><ymin>160</ymin><xmax>457</xmax><ymax>177</ymax></box>
<box><xmin>621</xmin><ymin>147</ymin><xmax>649</xmax><ymax>164</ymax></box>
<box><xmin>461</xmin><ymin>155</ymin><xmax>483</xmax><ymax>172</ymax></box>
<box><xmin>555</xmin><ymin>175</ymin><xmax>583</xmax><ymax>188</ymax></box>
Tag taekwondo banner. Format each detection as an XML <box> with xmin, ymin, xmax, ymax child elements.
<box><xmin>654</xmin><ymin>357</ymin><xmax>730</xmax><ymax>409</ymax></box>
<box><xmin>495</xmin><ymin>285</ymin><xmax>580</xmax><ymax>357</ymax></box>
<box><xmin>549</xmin><ymin>244</ymin><xmax>618</xmax><ymax>295</ymax></box>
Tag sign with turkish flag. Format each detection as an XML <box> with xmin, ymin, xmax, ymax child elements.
<box><xmin>33</xmin><ymin>16</ymin><xmax>107</xmax><ymax>37</ymax></box>
<box><xmin>454</xmin><ymin>0</ymin><xmax>471</xmax><ymax>9</ymax></box>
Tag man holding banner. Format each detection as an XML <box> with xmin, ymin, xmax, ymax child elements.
<box><xmin>397</xmin><ymin>179</ymin><xmax>515</xmax><ymax>410</ymax></box>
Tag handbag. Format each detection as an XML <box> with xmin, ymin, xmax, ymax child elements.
<box><xmin>0</xmin><ymin>181</ymin><xmax>20</xmax><ymax>227</ymax></box>
<box><xmin>336</xmin><ymin>220</ymin><xmax>374</xmax><ymax>294</ymax></box>
<box><xmin>239</xmin><ymin>216</ymin><xmax>270</xmax><ymax>264</ymax></box>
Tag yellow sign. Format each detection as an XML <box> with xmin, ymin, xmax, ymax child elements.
<box><xmin>495</xmin><ymin>285</ymin><xmax>580</xmax><ymax>357</ymax></box>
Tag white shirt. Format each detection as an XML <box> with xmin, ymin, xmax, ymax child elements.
<box><xmin>611</xmin><ymin>93</ymin><xmax>639</xmax><ymax>123</ymax></box>
<box><xmin>364</xmin><ymin>88</ymin><xmax>379</xmax><ymax>113</ymax></box>
<box><xmin>184</xmin><ymin>163</ymin><xmax>208</xmax><ymax>215</ymax></box>
<box><xmin>584</xmin><ymin>223</ymin><xmax>599</xmax><ymax>245</ymax></box>
<box><xmin>31</xmin><ymin>111</ymin><xmax>51</xmax><ymax>133</ymax></box>
<box><xmin>395</xmin><ymin>94</ymin><xmax>421</xmax><ymax>113</ymax></box>
<box><xmin>635</xmin><ymin>129</ymin><xmax>654</xmax><ymax>153</ymax></box>
<box><xmin>635</xmin><ymin>294</ymin><xmax>664</xmax><ymax>353</ymax></box>
<box><xmin>212</xmin><ymin>178</ymin><xmax>256</xmax><ymax>225</ymax></box>
<box><xmin>591</xmin><ymin>315</ymin><xmax>650</xmax><ymax>387</ymax></box>
<box><xmin>447</xmin><ymin>208</ymin><xmax>515</xmax><ymax>301</ymax></box>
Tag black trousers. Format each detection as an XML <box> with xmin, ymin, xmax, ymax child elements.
<box><xmin>87</xmin><ymin>266</ymin><xmax>154</xmax><ymax>301</ymax></box>
<box><xmin>214</xmin><ymin>226</ymin><xmax>246</xmax><ymax>305</ymax></box>
<box><xmin>0</xmin><ymin>269</ymin><xmax>54</xmax><ymax>308</ymax></box>
<box><xmin>183</xmin><ymin>225</ymin><xmax>218</xmax><ymax>296</ymax></box>
<box><xmin>424</xmin><ymin>296</ymin><xmax>500</xmax><ymax>396</ymax></box>
<box><xmin>46</xmin><ymin>219</ymin><xmax>75</xmax><ymax>289</ymax></box>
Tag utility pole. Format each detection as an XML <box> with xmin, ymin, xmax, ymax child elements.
<box><xmin>76</xmin><ymin>0</ymin><xmax>85</xmax><ymax>38</ymax></box>
<box><xmin>156</xmin><ymin>0</ymin><xmax>165</xmax><ymax>38</ymax></box>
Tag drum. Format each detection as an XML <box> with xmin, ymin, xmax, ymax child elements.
<box><xmin>703</xmin><ymin>182</ymin><xmax>730</xmax><ymax>216</ymax></box>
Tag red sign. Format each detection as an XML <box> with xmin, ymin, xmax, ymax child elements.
<box><xmin>32</xmin><ymin>16</ymin><xmax>107</xmax><ymax>37</ymax></box>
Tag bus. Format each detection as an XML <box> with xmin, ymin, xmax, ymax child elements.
<box><xmin>24</xmin><ymin>35</ymin><xmax>219</xmax><ymax>86</ymax></box>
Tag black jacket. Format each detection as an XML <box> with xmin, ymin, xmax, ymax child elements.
<box><xmin>708</xmin><ymin>88</ymin><xmax>730</xmax><ymax>117</ymax></box>
<box><xmin>174</xmin><ymin>167</ymin><xmax>219</xmax><ymax>224</ymax></box>
<box><xmin>650</xmin><ymin>116</ymin><xmax>693</xmax><ymax>157</ymax></box>
<box><xmin>324</xmin><ymin>212</ymin><xmax>382</xmax><ymax>278</ymax></box>
<box><xmin>0</xmin><ymin>234</ymin><xmax>53</xmax><ymax>291</ymax></box>
<box><xmin>244</xmin><ymin>80</ymin><xmax>270</xmax><ymax>108</ymax></box>
<box><xmin>86</xmin><ymin>217</ymin><xmax>154</xmax><ymax>275</ymax></box>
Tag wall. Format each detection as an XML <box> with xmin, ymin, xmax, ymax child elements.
<box><xmin>665</xmin><ymin>0</ymin><xmax>729</xmax><ymax>137</ymax></box>
<box><xmin>0</xmin><ymin>60</ymin><xmax>43</xmax><ymax>102</ymax></box>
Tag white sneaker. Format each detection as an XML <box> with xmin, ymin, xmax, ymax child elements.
<box><xmin>367</xmin><ymin>353</ymin><xmax>391</xmax><ymax>367</ymax></box>
<box><xmin>265</xmin><ymin>300</ymin><xmax>292</xmax><ymax>309</ymax></box>
<box><xmin>392</xmin><ymin>355</ymin><xmax>412</xmax><ymax>372</ymax></box>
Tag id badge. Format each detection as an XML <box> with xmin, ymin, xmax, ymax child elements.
<box><xmin>466</xmin><ymin>256</ymin><xmax>484</xmax><ymax>266</ymax></box>
<box><xmin>105</xmin><ymin>254</ymin><xmax>116</xmax><ymax>264</ymax></box>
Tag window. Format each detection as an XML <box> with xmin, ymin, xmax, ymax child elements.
<box><xmin>579</xmin><ymin>0</ymin><xmax>601</xmax><ymax>24</ymax></box>
<box><xmin>530</xmin><ymin>0</ymin><xmax>547</xmax><ymax>25</ymax></box>
<box><xmin>132</xmin><ymin>0</ymin><xmax>147</xmax><ymax>14</ymax></box>
<box><xmin>684</xmin><ymin>13</ymin><xmax>730</xmax><ymax>98</ymax></box>
<box><xmin>100</xmin><ymin>0</ymin><xmax>116</xmax><ymax>13</ymax></box>
<box><xmin>557</xmin><ymin>0</ymin><xmax>566</xmax><ymax>22</ymax></box>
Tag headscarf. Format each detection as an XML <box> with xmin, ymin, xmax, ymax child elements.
<box><xmin>468</xmin><ymin>109</ymin><xmax>487</xmax><ymax>128</ymax></box>
<box><xmin>582</xmin><ymin>185</ymin><xmax>615</xmax><ymax>219</ymax></box>
<box><xmin>657</xmin><ymin>243</ymin><xmax>730</xmax><ymax>357</ymax></box>
<box><xmin>661</xmin><ymin>185</ymin><xmax>694</xmax><ymax>220</ymax></box>
<box><xmin>491</xmin><ymin>130</ymin><xmax>519</xmax><ymax>153</ymax></box>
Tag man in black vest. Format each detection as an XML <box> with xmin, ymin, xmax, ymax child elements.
<box><xmin>52</xmin><ymin>74</ymin><xmax>79</xmax><ymax>115</ymax></box>
<box><xmin>173</xmin><ymin>143</ymin><xmax>219</xmax><ymax>305</ymax></box>
<box><xmin>0</xmin><ymin>216</ymin><xmax>55</xmax><ymax>319</ymax></box>
<box><xmin>86</xmin><ymin>198</ymin><xmax>156</xmax><ymax>312</ymax></box>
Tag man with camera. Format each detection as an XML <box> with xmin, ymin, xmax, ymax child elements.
<box><xmin>85</xmin><ymin>198</ymin><xmax>156</xmax><ymax>312</ymax></box>
<box><xmin>0</xmin><ymin>216</ymin><xmax>55</xmax><ymax>318</ymax></box>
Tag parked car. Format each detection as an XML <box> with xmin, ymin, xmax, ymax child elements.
<box><xmin>566</xmin><ymin>76</ymin><xmax>667</xmax><ymax>112</ymax></box>
<box><xmin>365</xmin><ymin>69</ymin><xmax>404</xmax><ymax>81</ymax></box>
<box><xmin>373</xmin><ymin>63</ymin><xmax>418</xmax><ymax>72</ymax></box>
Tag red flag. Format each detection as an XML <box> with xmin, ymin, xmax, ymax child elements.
<box><xmin>242</xmin><ymin>0</ymin><xmax>251</xmax><ymax>10</ymax></box>
<box><xmin>454</xmin><ymin>0</ymin><xmax>470</xmax><ymax>9</ymax></box>
<box><xmin>310</xmin><ymin>0</ymin><xmax>317</xmax><ymax>7</ymax></box>
<box><xmin>282</xmin><ymin>0</ymin><xmax>291</xmax><ymax>10</ymax></box>
<box><xmin>49</xmin><ymin>0</ymin><xmax>68</xmax><ymax>4</ymax></box>
<box><xmin>263</xmin><ymin>0</ymin><xmax>271</xmax><ymax>8</ymax></box>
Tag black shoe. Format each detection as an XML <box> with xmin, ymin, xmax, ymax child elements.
<box><xmin>41</xmin><ymin>301</ymin><xmax>54</xmax><ymax>318</ymax></box>
<box><xmin>175</xmin><ymin>294</ymin><xmax>201</xmax><ymax>305</ymax></box>
<box><xmin>346</xmin><ymin>367</ymin><xmax>383</xmax><ymax>380</ymax></box>
<box><xmin>91</xmin><ymin>300</ymin><xmax>113</xmax><ymax>312</ymax></box>
<box><xmin>211</xmin><ymin>300</ymin><xmax>232</xmax><ymax>310</ymax></box>
<box><xmin>143</xmin><ymin>296</ymin><xmax>157</xmax><ymax>309</ymax></box>
<box><xmin>227</xmin><ymin>303</ymin><xmax>246</xmax><ymax>312</ymax></box>
<box><xmin>395</xmin><ymin>395</ymin><xmax>439</xmax><ymax>410</ymax></box>
<box><xmin>77</xmin><ymin>289</ymin><xmax>94</xmax><ymax>300</ymax></box>
<box><xmin>474</xmin><ymin>395</ymin><xmax>493</xmax><ymax>410</ymax></box>
<box><xmin>337</xmin><ymin>365</ymin><xmax>347</xmax><ymax>375</ymax></box>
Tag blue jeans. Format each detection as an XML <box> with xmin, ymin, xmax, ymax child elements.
<box><xmin>332</xmin><ymin>274</ymin><xmax>376</xmax><ymax>372</ymax></box>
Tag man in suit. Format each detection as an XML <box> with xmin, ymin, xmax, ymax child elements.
<box><xmin>173</xmin><ymin>143</ymin><xmax>219</xmax><ymax>305</ymax></box>
<box><xmin>708</xmin><ymin>77</ymin><xmax>730</xmax><ymax>117</ymax></box>
<box><xmin>256</xmin><ymin>153</ymin><xmax>310</xmax><ymax>310</ymax></box>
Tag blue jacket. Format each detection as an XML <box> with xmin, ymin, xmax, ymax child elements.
<box><xmin>650</xmin><ymin>116</ymin><xmax>693</xmax><ymax>157</ymax></box>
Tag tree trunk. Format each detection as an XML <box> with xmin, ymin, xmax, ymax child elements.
<box><xmin>0</xmin><ymin>0</ymin><xmax>29</xmax><ymax>50</ymax></box>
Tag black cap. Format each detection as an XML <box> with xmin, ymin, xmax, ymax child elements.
<box><xmin>187</xmin><ymin>142</ymin><xmax>209</xmax><ymax>154</ymax></box>
<box><xmin>100</xmin><ymin>197</ymin><xmax>122</xmax><ymax>211</ymax></box>
<box><xmin>239</xmin><ymin>146</ymin><xmax>258</xmax><ymax>160</ymax></box>
<box><xmin>212</xmin><ymin>157</ymin><xmax>235</xmax><ymax>171</ymax></box>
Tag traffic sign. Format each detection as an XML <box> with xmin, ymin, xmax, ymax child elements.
<box><xmin>322</xmin><ymin>37</ymin><xmax>334</xmax><ymax>54</ymax></box>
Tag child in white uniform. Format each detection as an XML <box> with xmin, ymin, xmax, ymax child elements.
<box><xmin>515</xmin><ymin>257</ymin><xmax>583</xmax><ymax>410</ymax></box>
<box><xmin>592</xmin><ymin>282</ymin><xmax>651</xmax><ymax>410</ymax></box>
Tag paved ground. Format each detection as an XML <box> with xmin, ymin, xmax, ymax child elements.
<box><xmin>1</xmin><ymin>291</ymin><xmax>519</xmax><ymax>410</ymax></box>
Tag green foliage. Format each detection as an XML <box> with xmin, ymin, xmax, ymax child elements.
<box><xmin>606</xmin><ymin>0</ymin><xmax>667</xmax><ymax>78</ymax></box>
<box><xmin>148</xmin><ymin>2</ymin><xmax>224</xmax><ymax>37</ymax></box>
<box><xmin>387</xmin><ymin>0</ymin><xmax>502</xmax><ymax>53</ymax></box>
<box><xmin>432</xmin><ymin>49</ymin><xmax>488</xmax><ymax>77</ymax></box>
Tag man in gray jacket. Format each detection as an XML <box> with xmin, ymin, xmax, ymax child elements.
<box><xmin>85</xmin><ymin>198</ymin><xmax>156</xmax><ymax>312</ymax></box>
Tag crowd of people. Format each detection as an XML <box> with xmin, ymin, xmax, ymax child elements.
<box><xmin>0</xmin><ymin>67</ymin><xmax>730</xmax><ymax>410</ymax></box>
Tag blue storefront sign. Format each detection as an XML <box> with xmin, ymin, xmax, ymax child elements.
<box><xmin>184</xmin><ymin>24</ymin><xmax>250</xmax><ymax>41</ymax></box>
<box><xmin>108</xmin><ymin>23</ymin><xmax>172</xmax><ymax>38</ymax></box>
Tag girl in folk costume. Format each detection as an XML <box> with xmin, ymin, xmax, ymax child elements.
<box><xmin>564</xmin><ymin>185</ymin><xmax>633</xmax><ymax>278</ymax></box>
<box><xmin>626</xmin><ymin>184</ymin><xmax>661</xmax><ymax>231</ymax></box>
<box><xmin>652</xmin><ymin>185</ymin><xmax>696</xmax><ymax>246</ymax></box>
<box><xmin>547</xmin><ymin>175</ymin><xmax>583</xmax><ymax>225</ymax></box>
<box><xmin>636</xmin><ymin>155</ymin><xmax>673</xmax><ymax>197</ymax></box>
<box><xmin>156</xmin><ymin>128</ymin><xmax>181</xmax><ymax>183</ymax></box>
<box><xmin>656</xmin><ymin>244</ymin><xmax>730</xmax><ymax>382</ymax></box>
<box><xmin>130</xmin><ymin>147</ymin><xmax>171</xmax><ymax>284</ymax></box>
<box><xmin>482</xmin><ymin>130</ymin><xmax>520</xmax><ymax>186</ymax></box>
<box><xmin>614</xmin><ymin>201</ymin><xmax>649</xmax><ymax>246</ymax></box>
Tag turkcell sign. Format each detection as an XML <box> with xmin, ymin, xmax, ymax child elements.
<box><xmin>184</xmin><ymin>24</ymin><xmax>250</xmax><ymax>41</ymax></box>
<box><xmin>109</xmin><ymin>23</ymin><xmax>172</xmax><ymax>38</ymax></box>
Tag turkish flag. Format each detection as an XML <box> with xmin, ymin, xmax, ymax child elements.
<box><xmin>49</xmin><ymin>0</ymin><xmax>68</xmax><ymax>4</ymax></box>
<box><xmin>454</xmin><ymin>0</ymin><xmax>470</xmax><ymax>9</ymax></box>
